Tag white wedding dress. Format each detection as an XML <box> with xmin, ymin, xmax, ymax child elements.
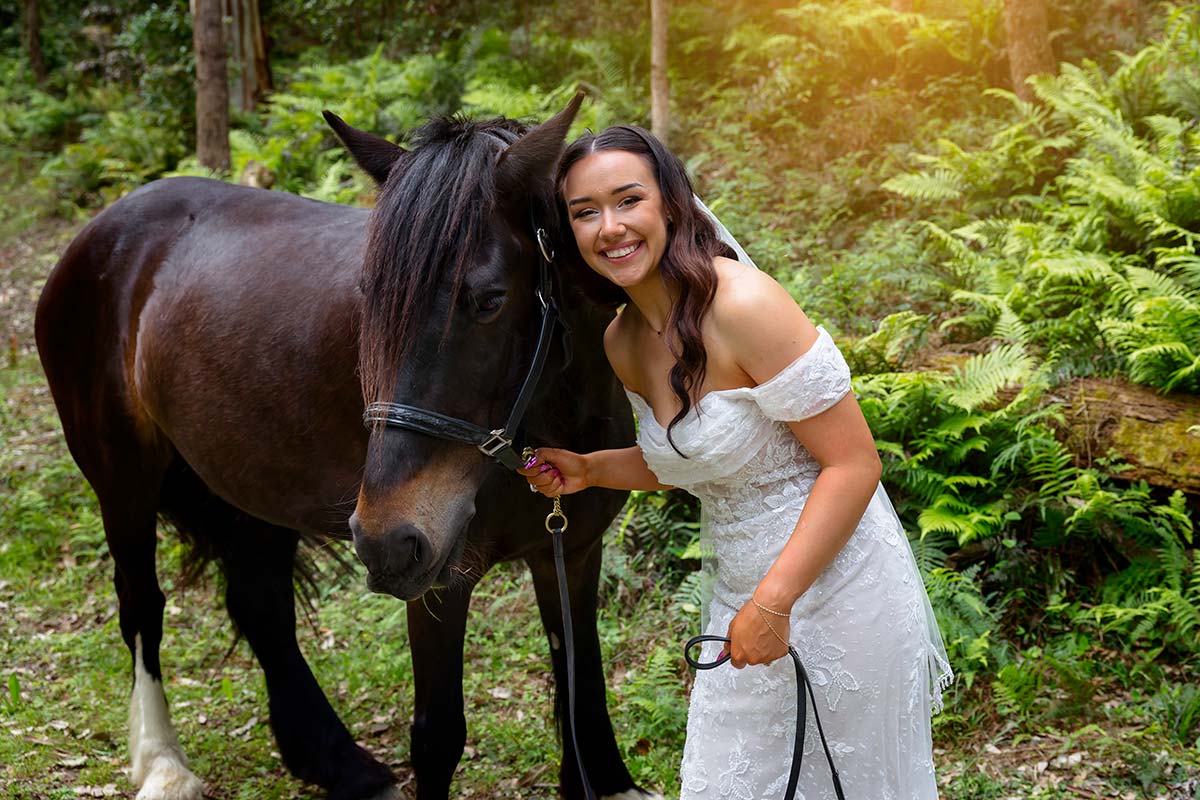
<box><xmin>624</xmin><ymin>327</ymin><xmax>952</xmax><ymax>800</ymax></box>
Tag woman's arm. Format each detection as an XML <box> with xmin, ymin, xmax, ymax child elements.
<box><xmin>714</xmin><ymin>267</ymin><xmax>883</xmax><ymax>668</ymax></box>
<box><xmin>755</xmin><ymin>400</ymin><xmax>882</xmax><ymax>608</ymax></box>
<box><xmin>520</xmin><ymin>311</ymin><xmax>674</xmax><ymax>496</ymax></box>
<box><xmin>519</xmin><ymin>445</ymin><xmax>674</xmax><ymax>495</ymax></box>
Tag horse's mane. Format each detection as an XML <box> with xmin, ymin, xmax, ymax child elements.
<box><xmin>359</xmin><ymin>115</ymin><xmax>527</xmax><ymax>404</ymax></box>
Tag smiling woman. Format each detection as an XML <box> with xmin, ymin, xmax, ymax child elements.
<box><xmin>520</xmin><ymin>125</ymin><xmax>953</xmax><ymax>800</ymax></box>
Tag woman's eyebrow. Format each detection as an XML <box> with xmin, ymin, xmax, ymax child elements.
<box><xmin>567</xmin><ymin>182</ymin><xmax>646</xmax><ymax>207</ymax></box>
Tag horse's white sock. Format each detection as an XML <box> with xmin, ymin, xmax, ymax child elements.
<box><xmin>129</xmin><ymin>635</ymin><xmax>205</xmax><ymax>800</ymax></box>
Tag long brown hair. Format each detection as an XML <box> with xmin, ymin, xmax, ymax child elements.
<box><xmin>555</xmin><ymin>126</ymin><xmax>738</xmax><ymax>456</ymax></box>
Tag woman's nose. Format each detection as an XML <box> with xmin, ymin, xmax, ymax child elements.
<box><xmin>599</xmin><ymin>208</ymin><xmax>624</xmax><ymax>238</ymax></box>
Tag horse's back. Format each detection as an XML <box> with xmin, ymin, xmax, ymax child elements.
<box><xmin>36</xmin><ymin>178</ymin><xmax>370</xmax><ymax>521</ymax></box>
<box><xmin>38</xmin><ymin>176</ymin><xmax>363</xmax><ymax>360</ymax></box>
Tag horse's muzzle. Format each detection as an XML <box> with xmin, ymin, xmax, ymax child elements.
<box><xmin>349</xmin><ymin>512</ymin><xmax>470</xmax><ymax>600</ymax></box>
<box><xmin>349</xmin><ymin>515</ymin><xmax>428</xmax><ymax>595</ymax></box>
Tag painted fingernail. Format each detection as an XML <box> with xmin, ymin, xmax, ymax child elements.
<box><xmin>524</xmin><ymin>456</ymin><xmax>537</xmax><ymax>468</ymax></box>
<box><xmin>540</xmin><ymin>464</ymin><xmax>550</xmax><ymax>472</ymax></box>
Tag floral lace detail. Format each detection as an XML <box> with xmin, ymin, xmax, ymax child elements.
<box><xmin>793</xmin><ymin>624</ymin><xmax>861</xmax><ymax>713</ymax></box>
<box><xmin>625</xmin><ymin>328</ymin><xmax>947</xmax><ymax>800</ymax></box>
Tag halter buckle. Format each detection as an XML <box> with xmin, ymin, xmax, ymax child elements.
<box><xmin>478</xmin><ymin>429</ymin><xmax>513</xmax><ymax>457</ymax></box>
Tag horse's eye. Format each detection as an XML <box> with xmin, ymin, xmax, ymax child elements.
<box><xmin>470</xmin><ymin>290</ymin><xmax>507</xmax><ymax>321</ymax></box>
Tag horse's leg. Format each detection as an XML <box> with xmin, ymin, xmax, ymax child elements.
<box><xmin>527</xmin><ymin>538</ymin><xmax>658</xmax><ymax>800</ymax></box>
<box><xmin>406</xmin><ymin>580</ymin><xmax>475</xmax><ymax>800</ymax></box>
<box><xmin>98</xmin><ymin>488</ymin><xmax>205</xmax><ymax>800</ymax></box>
<box><xmin>215</xmin><ymin>521</ymin><xmax>396</xmax><ymax>800</ymax></box>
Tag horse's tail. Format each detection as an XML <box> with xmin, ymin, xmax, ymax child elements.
<box><xmin>156</xmin><ymin>455</ymin><xmax>347</xmax><ymax>627</ymax></box>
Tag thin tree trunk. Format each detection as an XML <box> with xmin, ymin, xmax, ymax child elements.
<box><xmin>24</xmin><ymin>0</ymin><xmax>47</xmax><ymax>84</ymax></box>
<box><xmin>650</xmin><ymin>0</ymin><xmax>669</xmax><ymax>145</ymax></box>
<box><xmin>1003</xmin><ymin>0</ymin><xmax>1056</xmax><ymax>102</ymax></box>
<box><xmin>224</xmin><ymin>0</ymin><xmax>272</xmax><ymax>112</ymax></box>
<box><xmin>193</xmin><ymin>0</ymin><xmax>231</xmax><ymax>171</ymax></box>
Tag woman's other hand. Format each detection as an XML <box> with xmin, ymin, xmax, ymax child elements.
<box><xmin>725</xmin><ymin>600</ymin><xmax>790</xmax><ymax>668</ymax></box>
<box><xmin>517</xmin><ymin>448</ymin><xmax>590</xmax><ymax>496</ymax></box>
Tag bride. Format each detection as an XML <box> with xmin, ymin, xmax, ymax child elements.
<box><xmin>520</xmin><ymin>124</ymin><xmax>951</xmax><ymax>799</ymax></box>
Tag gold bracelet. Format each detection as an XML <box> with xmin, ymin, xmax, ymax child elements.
<box><xmin>754</xmin><ymin>603</ymin><xmax>791</xmax><ymax>650</ymax></box>
<box><xmin>752</xmin><ymin>597</ymin><xmax>790</xmax><ymax>618</ymax></box>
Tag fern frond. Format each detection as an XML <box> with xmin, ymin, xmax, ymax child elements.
<box><xmin>882</xmin><ymin>168</ymin><xmax>965</xmax><ymax>201</ymax></box>
<box><xmin>946</xmin><ymin>343</ymin><xmax>1035</xmax><ymax>410</ymax></box>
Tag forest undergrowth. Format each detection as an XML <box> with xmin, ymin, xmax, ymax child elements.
<box><xmin>2</xmin><ymin>0</ymin><xmax>1198</xmax><ymax>797</ymax></box>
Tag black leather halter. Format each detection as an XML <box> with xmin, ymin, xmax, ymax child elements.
<box><xmin>362</xmin><ymin>227</ymin><xmax>565</xmax><ymax>470</ymax></box>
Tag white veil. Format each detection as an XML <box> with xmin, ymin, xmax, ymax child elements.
<box><xmin>694</xmin><ymin>194</ymin><xmax>757</xmax><ymax>268</ymax></box>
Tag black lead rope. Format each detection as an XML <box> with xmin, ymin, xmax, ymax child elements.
<box><xmin>685</xmin><ymin>635</ymin><xmax>848</xmax><ymax>800</ymax></box>
<box><xmin>543</xmin><ymin>498</ymin><xmax>596</xmax><ymax>800</ymax></box>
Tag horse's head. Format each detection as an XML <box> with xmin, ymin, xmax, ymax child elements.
<box><xmin>327</xmin><ymin>95</ymin><xmax>582</xmax><ymax>600</ymax></box>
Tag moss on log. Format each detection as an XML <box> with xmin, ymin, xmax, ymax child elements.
<box><xmin>1050</xmin><ymin>378</ymin><xmax>1200</xmax><ymax>495</ymax></box>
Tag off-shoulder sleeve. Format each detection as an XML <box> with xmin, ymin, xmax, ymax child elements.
<box><xmin>750</xmin><ymin>327</ymin><xmax>852</xmax><ymax>421</ymax></box>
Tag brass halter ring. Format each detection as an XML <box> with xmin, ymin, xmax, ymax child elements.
<box><xmin>545</xmin><ymin>496</ymin><xmax>568</xmax><ymax>534</ymax></box>
<box><xmin>523</xmin><ymin>447</ymin><xmax>569</xmax><ymax>534</ymax></box>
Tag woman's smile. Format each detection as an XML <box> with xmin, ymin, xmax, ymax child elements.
<box><xmin>601</xmin><ymin>241</ymin><xmax>643</xmax><ymax>260</ymax></box>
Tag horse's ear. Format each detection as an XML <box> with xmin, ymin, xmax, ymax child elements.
<box><xmin>322</xmin><ymin>110</ymin><xmax>405</xmax><ymax>185</ymax></box>
<box><xmin>495</xmin><ymin>91</ymin><xmax>585</xmax><ymax>197</ymax></box>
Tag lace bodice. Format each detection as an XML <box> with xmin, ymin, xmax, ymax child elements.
<box><xmin>625</xmin><ymin>327</ymin><xmax>850</xmax><ymax>493</ymax></box>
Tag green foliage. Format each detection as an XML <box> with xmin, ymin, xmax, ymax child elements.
<box><xmin>924</xmin><ymin>564</ymin><xmax>1002</xmax><ymax>688</ymax></box>
<box><xmin>607</xmin><ymin>490</ymin><xmax>700</xmax><ymax>600</ymax></box>
<box><xmin>885</xmin><ymin>8</ymin><xmax>1200</xmax><ymax>392</ymax></box>
<box><xmin>37</xmin><ymin>103</ymin><xmax>189</xmax><ymax>213</ymax></box>
<box><xmin>618</xmin><ymin>645</ymin><xmax>689</xmax><ymax>741</ymax></box>
<box><xmin>1148</xmin><ymin>682</ymin><xmax>1200</xmax><ymax>749</ymax></box>
<box><xmin>992</xmin><ymin>652</ymin><xmax>1047</xmax><ymax>721</ymax></box>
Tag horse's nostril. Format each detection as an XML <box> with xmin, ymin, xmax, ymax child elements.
<box><xmin>352</xmin><ymin>520</ymin><xmax>429</xmax><ymax>577</ymax></box>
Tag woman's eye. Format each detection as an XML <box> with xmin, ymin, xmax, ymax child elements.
<box><xmin>619</xmin><ymin>196</ymin><xmax>642</xmax><ymax>208</ymax></box>
<box><xmin>573</xmin><ymin>208</ymin><xmax>596</xmax><ymax>220</ymax></box>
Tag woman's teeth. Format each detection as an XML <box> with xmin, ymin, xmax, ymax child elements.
<box><xmin>604</xmin><ymin>243</ymin><xmax>639</xmax><ymax>258</ymax></box>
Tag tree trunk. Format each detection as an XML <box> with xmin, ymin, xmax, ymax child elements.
<box><xmin>23</xmin><ymin>0</ymin><xmax>47</xmax><ymax>84</ymax></box>
<box><xmin>224</xmin><ymin>0</ymin><xmax>272</xmax><ymax>112</ymax></box>
<box><xmin>650</xmin><ymin>0</ymin><xmax>669</xmax><ymax>146</ymax></box>
<box><xmin>1003</xmin><ymin>0</ymin><xmax>1056</xmax><ymax>102</ymax></box>
<box><xmin>193</xmin><ymin>0</ymin><xmax>231</xmax><ymax>171</ymax></box>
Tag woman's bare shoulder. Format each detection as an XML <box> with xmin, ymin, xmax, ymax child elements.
<box><xmin>709</xmin><ymin>258</ymin><xmax>819</xmax><ymax>384</ymax></box>
<box><xmin>602</xmin><ymin>309</ymin><xmax>641</xmax><ymax>393</ymax></box>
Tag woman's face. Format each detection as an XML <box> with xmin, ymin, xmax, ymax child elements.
<box><xmin>561</xmin><ymin>150</ymin><xmax>669</xmax><ymax>290</ymax></box>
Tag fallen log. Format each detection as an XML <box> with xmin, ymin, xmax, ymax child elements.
<box><xmin>1047</xmin><ymin>378</ymin><xmax>1200</xmax><ymax>495</ymax></box>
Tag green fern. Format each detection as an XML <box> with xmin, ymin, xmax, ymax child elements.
<box><xmin>945</xmin><ymin>343</ymin><xmax>1035</xmax><ymax>411</ymax></box>
<box><xmin>882</xmin><ymin>168</ymin><xmax>966</xmax><ymax>202</ymax></box>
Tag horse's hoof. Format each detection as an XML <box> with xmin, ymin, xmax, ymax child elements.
<box><xmin>134</xmin><ymin>755</ymin><xmax>206</xmax><ymax>800</ymax></box>
<box><xmin>362</xmin><ymin>785</ymin><xmax>404</xmax><ymax>800</ymax></box>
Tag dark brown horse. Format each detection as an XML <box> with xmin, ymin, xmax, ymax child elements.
<box><xmin>35</xmin><ymin>96</ymin><xmax>653</xmax><ymax>800</ymax></box>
